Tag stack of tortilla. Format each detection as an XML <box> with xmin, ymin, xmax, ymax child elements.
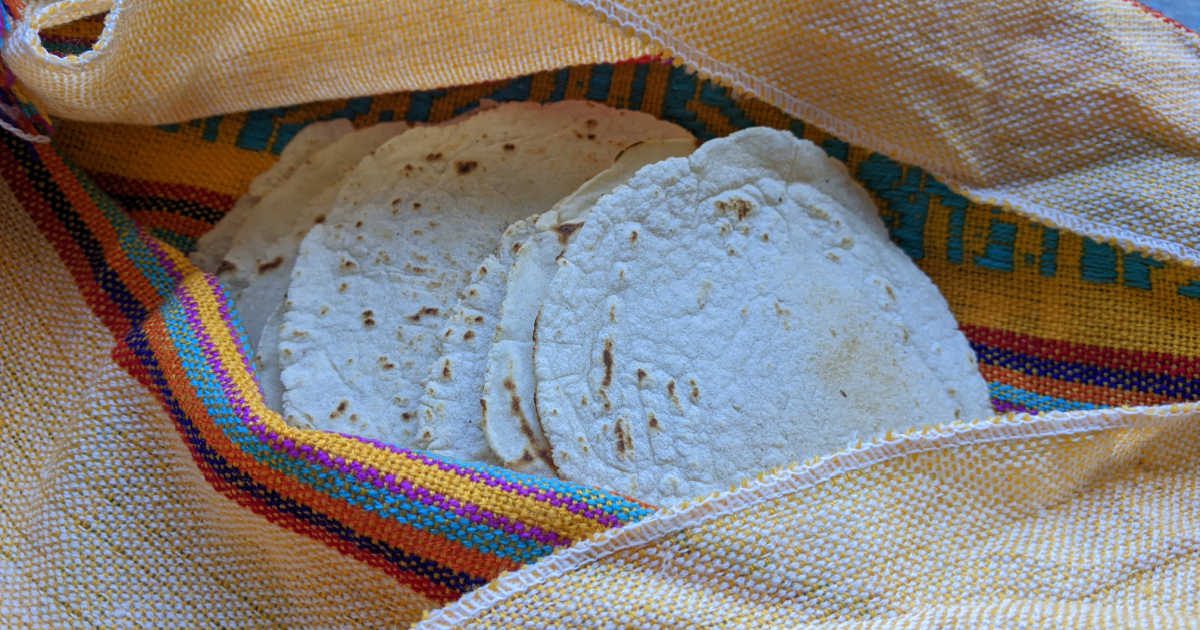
<box><xmin>193</xmin><ymin>102</ymin><xmax>993</xmax><ymax>505</ymax></box>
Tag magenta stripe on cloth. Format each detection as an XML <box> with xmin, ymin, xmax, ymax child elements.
<box><xmin>203</xmin><ymin>273</ymin><xmax>259</xmax><ymax>375</ymax></box>
<box><xmin>196</xmin><ymin>250</ymin><xmax>643</xmax><ymax>531</ymax></box>
<box><xmin>991</xmin><ymin>399</ymin><xmax>1038</xmax><ymax>415</ymax></box>
<box><xmin>183</xmin><ymin>275</ymin><xmax>575</xmax><ymax>547</ymax></box>
<box><xmin>344</xmin><ymin>433</ymin><xmax>629</xmax><ymax>527</ymax></box>
<box><xmin>143</xmin><ymin>230</ymin><xmax>184</xmax><ymax>284</ymax></box>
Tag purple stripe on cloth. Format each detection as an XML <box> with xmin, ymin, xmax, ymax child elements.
<box><xmin>203</xmin><ymin>271</ymin><xmax>257</xmax><ymax>375</ymax></box>
<box><xmin>183</xmin><ymin>276</ymin><xmax>575</xmax><ymax>546</ymax></box>
<box><xmin>141</xmin><ymin>228</ymin><xmax>184</xmax><ymax>283</ymax></box>
<box><xmin>344</xmin><ymin>433</ymin><xmax>628</xmax><ymax>527</ymax></box>
<box><xmin>991</xmin><ymin>399</ymin><xmax>1039</xmax><ymax>415</ymax></box>
<box><xmin>198</xmin><ymin>274</ymin><xmax>631</xmax><ymax>527</ymax></box>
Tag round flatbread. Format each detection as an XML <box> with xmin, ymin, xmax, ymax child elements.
<box><xmin>278</xmin><ymin>101</ymin><xmax>694</xmax><ymax>449</ymax></box>
<box><xmin>535</xmin><ymin>127</ymin><xmax>994</xmax><ymax>504</ymax></box>
<box><xmin>253</xmin><ymin>304</ymin><xmax>287</xmax><ymax>416</ymax></box>
<box><xmin>217</xmin><ymin>121</ymin><xmax>414</xmax><ymax>349</ymax></box>
<box><xmin>190</xmin><ymin>119</ymin><xmax>352</xmax><ymax>272</ymax></box>
<box><xmin>477</xmin><ymin>139</ymin><xmax>697</xmax><ymax>474</ymax></box>
<box><xmin>415</xmin><ymin>217</ymin><xmax>539</xmax><ymax>462</ymax></box>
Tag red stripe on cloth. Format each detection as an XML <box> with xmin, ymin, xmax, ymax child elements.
<box><xmin>1120</xmin><ymin>0</ymin><xmax>1198</xmax><ymax>36</ymax></box>
<box><xmin>961</xmin><ymin>324</ymin><xmax>1200</xmax><ymax>380</ymax></box>
<box><xmin>89</xmin><ymin>172</ymin><xmax>238</xmax><ymax>213</ymax></box>
<box><xmin>1</xmin><ymin>141</ymin><xmax>134</xmax><ymax>335</ymax></box>
<box><xmin>139</xmin><ymin>309</ymin><xmax>464</xmax><ymax>603</ymax></box>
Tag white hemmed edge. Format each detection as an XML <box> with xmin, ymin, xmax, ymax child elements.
<box><xmin>12</xmin><ymin>0</ymin><xmax>120</xmax><ymax>68</ymax></box>
<box><xmin>417</xmin><ymin>402</ymin><xmax>1200</xmax><ymax>627</ymax></box>
<box><xmin>0</xmin><ymin>116</ymin><xmax>50</xmax><ymax>143</ymax></box>
<box><xmin>563</xmin><ymin>0</ymin><xmax>1200</xmax><ymax>268</ymax></box>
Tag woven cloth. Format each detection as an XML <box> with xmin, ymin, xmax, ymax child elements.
<box><xmin>2</xmin><ymin>1</ymin><xmax>1200</xmax><ymax>627</ymax></box>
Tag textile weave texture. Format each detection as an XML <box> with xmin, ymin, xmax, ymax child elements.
<box><xmin>5</xmin><ymin>0</ymin><xmax>1198</xmax><ymax>264</ymax></box>
<box><xmin>2</xmin><ymin>2</ymin><xmax>1199</xmax><ymax>627</ymax></box>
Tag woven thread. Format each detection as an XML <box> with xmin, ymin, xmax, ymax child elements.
<box><xmin>2</xmin><ymin>5</ymin><xmax>1200</xmax><ymax>624</ymax></box>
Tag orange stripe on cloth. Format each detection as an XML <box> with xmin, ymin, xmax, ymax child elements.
<box><xmin>36</xmin><ymin>143</ymin><xmax>167</xmax><ymax>309</ymax></box>
<box><xmin>141</xmin><ymin>302</ymin><xmax>472</xmax><ymax>600</ymax></box>
<box><xmin>142</xmin><ymin>280</ymin><xmax>522</xmax><ymax>582</ymax></box>
<box><xmin>980</xmin><ymin>364</ymin><xmax>1173</xmax><ymax>408</ymax></box>
<box><xmin>176</xmin><ymin>265</ymin><xmax>635</xmax><ymax>542</ymax></box>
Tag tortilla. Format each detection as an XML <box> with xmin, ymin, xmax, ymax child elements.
<box><xmin>414</xmin><ymin>217</ymin><xmax>538</xmax><ymax>462</ymax></box>
<box><xmin>475</xmin><ymin>139</ymin><xmax>697</xmax><ymax>474</ymax></box>
<box><xmin>190</xmin><ymin>119</ymin><xmax>352</xmax><ymax>272</ymax></box>
<box><xmin>217</xmin><ymin>121</ymin><xmax>414</xmax><ymax>349</ymax></box>
<box><xmin>277</xmin><ymin>101</ymin><xmax>693</xmax><ymax>449</ymax></box>
<box><xmin>253</xmin><ymin>304</ymin><xmax>288</xmax><ymax>417</ymax></box>
<box><xmin>535</xmin><ymin>127</ymin><xmax>993</xmax><ymax>504</ymax></box>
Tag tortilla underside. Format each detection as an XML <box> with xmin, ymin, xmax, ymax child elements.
<box><xmin>254</xmin><ymin>304</ymin><xmax>287</xmax><ymax>415</ymax></box>
<box><xmin>218</xmin><ymin>122</ymin><xmax>414</xmax><ymax>350</ymax></box>
<box><xmin>190</xmin><ymin>119</ymin><xmax>352</xmax><ymax>272</ymax></box>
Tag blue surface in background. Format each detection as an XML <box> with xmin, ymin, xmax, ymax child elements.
<box><xmin>1139</xmin><ymin>0</ymin><xmax>1199</xmax><ymax>30</ymax></box>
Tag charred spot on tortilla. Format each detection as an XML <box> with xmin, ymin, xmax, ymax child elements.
<box><xmin>666</xmin><ymin>380</ymin><xmax>680</xmax><ymax>409</ymax></box>
<box><xmin>614</xmin><ymin>419</ymin><xmax>630</xmax><ymax>457</ymax></box>
<box><xmin>406</xmin><ymin>307</ymin><xmax>440</xmax><ymax>322</ymax></box>
<box><xmin>715</xmin><ymin>197</ymin><xmax>754</xmax><ymax>221</ymax></box>
<box><xmin>601</xmin><ymin>339</ymin><xmax>614</xmax><ymax>387</ymax></box>
<box><xmin>555</xmin><ymin>222</ymin><xmax>582</xmax><ymax>245</ymax></box>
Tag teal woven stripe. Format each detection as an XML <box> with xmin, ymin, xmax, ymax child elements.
<box><xmin>989</xmin><ymin>382</ymin><xmax>1100</xmax><ymax>413</ymax></box>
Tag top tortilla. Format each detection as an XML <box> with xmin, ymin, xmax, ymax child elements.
<box><xmin>534</xmin><ymin>127</ymin><xmax>993</xmax><ymax>504</ymax></box>
<box><xmin>277</xmin><ymin>101</ymin><xmax>693</xmax><ymax>449</ymax></box>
